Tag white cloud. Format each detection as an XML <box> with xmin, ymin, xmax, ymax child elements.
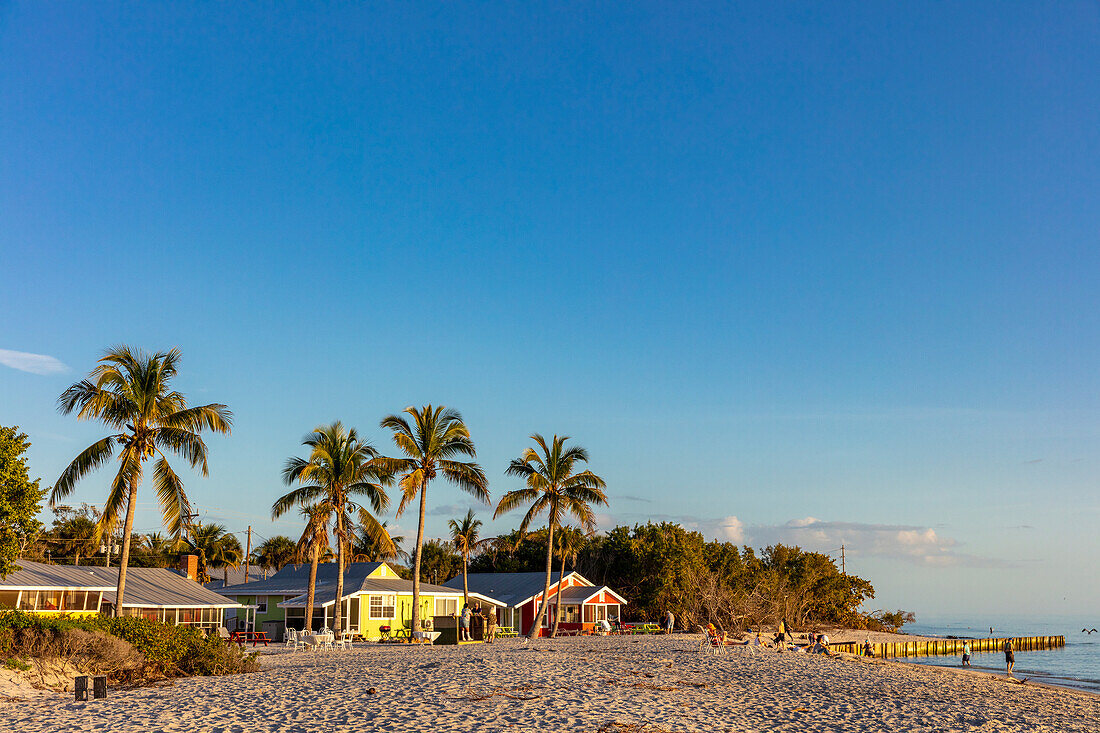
<box><xmin>715</xmin><ymin>515</ymin><xmax>744</xmax><ymax>543</ymax></box>
<box><xmin>0</xmin><ymin>349</ymin><xmax>70</xmax><ymax>375</ymax></box>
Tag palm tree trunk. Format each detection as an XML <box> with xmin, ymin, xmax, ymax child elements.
<box><xmin>551</xmin><ymin>548</ymin><xmax>566</xmax><ymax>637</ymax></box>
<box><xmin>462</xmin><ymin>553</ymin><xmax>469</xmax><ymax>608</ymax></box>
<box><xmin>306</xmin><ymin>546</ymin><xmax>319</xmax><ymax>632</ymax></box>
<box><xmin>334</xmin><ymin>503</ymin><xmax>345</xmax><ymax>634</ymax></box>
<box><xmin>528</xmin><ymin>522</ymin><xmax>555</xmax><ymax>638</ymax></box>
<box><xmin>113</xmin><ymin>480</ymin><xmax>139</xmax><ymax>617</ymax></box>
<box><xmin>410</xmin><ymin>478</ymin><xmax>428</xmax><ymax>633</ymax></box>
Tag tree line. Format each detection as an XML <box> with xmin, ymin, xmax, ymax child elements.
<box><xmin>2</xmin><ymin>345</ymin><xmax>906</xmax><ymax>637</ymax></box>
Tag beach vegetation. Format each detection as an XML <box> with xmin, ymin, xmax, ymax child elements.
<box><xmin>251</xmin><ymin>535</ymin><xmax>298</xmax><ymax>572</ymax></box>
<box><xmin>0</xmin><ymin>611</ymin><xmax>258</xmax><ymax>680</ymax></box>
<box><xmin>379</xmin><ymin>405</ymin><xmax>488</xmax><ymax>633</ymax></box>
<box><xmin>495</xmin><ymin>434</ymin><xmax>607</xmax><ymax>638</ymax></box>
<box><xmin>50</xmin><ymin>346</ymin><xmax>232</xmax><ymax>613</ymax></box>
<box><xmin>448</xmin><ymin>508</ymin><xmax>485</xmax><ymax>607</ymax></box>
<box><xmin>0</xmin><ymin>425</ymin><xmax>45</xmax><ymax>578</ymax></box>
<box><xmin>181</xmin><ymin>522</ymin><xmax>243</xmax><ymax>584</ymax></box>
<box><xmin>272</xmin><ymin>422</ymin><xmax>394</xmax><ymax>634</ymax></box>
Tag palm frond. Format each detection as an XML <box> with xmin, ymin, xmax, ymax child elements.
<box><xmin>151</xmin><ymin>455</ymin><xmax>191</xmax><ymax>537</ymax></box>
<box><xmin>51</xmin><ymin>437</ymin><xmax>116</xmax><ymax>505</ymax></box>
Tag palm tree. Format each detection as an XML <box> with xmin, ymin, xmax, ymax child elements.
<box><xmin>448</xmin><ymin>509</ymin><xmax>484</xmax><ymax>608</ymax></box>
<box><xmin>379</xmin><ymin>405</ymin><xmax>488</xmax><ymax>634</ymax></box>
<box><xmin>352</xmin><ymin>521</ymin><xmax>407</xmax><ymax>563</ymax></box>
<box><xmin>142</xmin><ymin>532</ymin><xmax>176</xmax><ymax>567</ymax></box>
<box><xmin>271</xmin><ymin>422</ymin><xmax>393</xmax><ymax>634</ymax></box>
<box><xmin>494</xmin><ymin>434</ymin><xmax>606</xmax><ymax>638</ymax></box>
<box><xmin>50</xmin><ymin>346</ymin><xmax>231</xmax><ymax>614</ymax></box>
<box><xmin>294</xmin><ymin>504</ymin><xmax>330</xmax><ymax>632</ymax></box>
<box><xmin>550</xmin><ymin>525</ymin><xmax>588</xmax><ymax>637</ymax></box>
<box><xmin>184</xmin><ymin>522</ymin><xmax>242</xmax><ymax>584</ymax></box>
<box><xmin>251</xmin><ymin>536</ymin><xmax>297</xmax><ymax>575</ymax></box>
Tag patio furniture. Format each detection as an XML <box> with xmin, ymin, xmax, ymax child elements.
<box><xmin>285</xmin><ymin>628</ymin><xmax>302</xmax><ymax>650</ymax></box>
<box><xmin>335</xmin><ymin>631</ymin><xmax>353</xmax><ymax>650</ymax></box>
<box><xmin>216</xmin><ymin>627</ymin><xmax>232</xmax><ymax>642</ymax></box>
<box><xmin>230</xmin><ymin>630</ymin><xmax>271</xmax><ymax>647</ymax></box>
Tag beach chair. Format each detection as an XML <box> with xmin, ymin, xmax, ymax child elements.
<box><xmin>335</xmin><ymin>630</ymin><xmax>353</xmax><ymax>650</ymax></box>
<box><xmin>698</xmin><ymin>625</ymin><xmax>726</xmax><ymax>655</ymax></box>
<box><xmin>216</xmin><ymin>627</ymin><xmax>232</xmax><ymax>642</ymax></box>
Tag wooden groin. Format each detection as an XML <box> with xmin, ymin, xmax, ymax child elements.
<box><xmin>831</xmin><ymin>635</ymin><xmax>1065</xmax><ymax>659</ymax></box>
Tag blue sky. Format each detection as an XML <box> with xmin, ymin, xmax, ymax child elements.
<box><xmin>1</xmin><ymin>2</ymin><xmax>1097</xmax><ymax>618</ymax></box>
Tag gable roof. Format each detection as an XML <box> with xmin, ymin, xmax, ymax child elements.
<box><xmin>555</xmin><ymin>585</ymin><xmax>628</xmax><ymax>605</ymax></box>
<box><xmin>0</xmin><ymin>561</ymin><xmax>115</xmax><ymax>591</ymax></box>
<box><xmin>219</xmin><ymin>562</ymin><xmax>385</xmax><ymax>596</ymax></box>
<box><xmin>82</xmin><ymin>566</ymin><xmax>241</xmax><ymax>609</ymax></box>
<box><xmin>442</xmin><ymin>571</ymin><xmax>594</xmax><ymax>607</ymax></box>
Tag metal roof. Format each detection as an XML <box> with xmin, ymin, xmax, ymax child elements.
<box><xmin>277</xmin><ymin>577</ymin><xmax>479</xmax><ymax>608</ymax></box>
<box><xmin>0</xmin><ymin>561</ymin><xmax>115</xmax><ymax>591</ymax></box>
<box><xmin>219</xmin><ymin>561</ymin><xmax>384</xmax><ymax>596</ymax></box>
<box><xmin>442</xmin><ymin>571</ymin><xmax>593</xmax><ymax>607</ymax></box>
<box><xmin>556</xmin><ymin>585</ymin><xmax>627</xmax><ymax>605</ymax></box>
<box><xmin>203</xmin><ymin>566</ymin><xmax>268</xmax><ymax>590</ymax></box>
<box><xmin>0</xmin><ymin>562</ymin><xmax>241</xmax><ymax>609</ymax></box>
<box><xmin>82</xmin><ymin>567</ymin><xmax>242</xmax><ymax>608</ymax></box>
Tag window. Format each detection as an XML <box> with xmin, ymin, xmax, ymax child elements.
<box><xmin>64</xmin><ymin>591</ymin><xmax>87</xmax><ymax>611</ymax></box>
<box><xmin>583</xmin><ymin>605</ymin><xmax>609</xmax><ymax>623</ymax></box>
<box><xmin>435</xmin><ymin>597</ymin><xmax>458</xmax><ymax>616</ymax></box>
<box><xmin>0</xmin><ymin>591</ymin><xmax>20</xmax><ymax>610</ymax></box>
<box><xmin>18</xmin><ymin>591</ymin><xmax>37</xmax><ymax>610</ymax></box>
<box><xmin>39</xmin><ymin>590</ymin><xmax>63</xmax><ymax>610</ymax></box>
<box><xmin>368</xmin><ymin>595</ymin><xmax>395</xmax><ymax>619</ymax></box>
<box><xmin>256</xmin><ymin>597</ymin><xmax>268</xmax><ymax>613</ymax></box>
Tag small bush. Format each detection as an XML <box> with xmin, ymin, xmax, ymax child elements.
<box><xmin>0</xmin><ymin>611</ymin><xmax>257</xmax><ymax>680</ymax></box>
<box><xmin>3</xmin><ymin>657</ymin><xmax>31</xmax><ymax>672</ymax></box>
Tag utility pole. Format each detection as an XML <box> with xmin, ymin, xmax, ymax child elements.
<box><xmin>244</xmin><ymin>526</ymin><xmax>252</xmax><ymax>584</ymax></box>
<box><xmin>841</xmin><ymin>544</ymin><xmax>846</xmax><ymax>576</ymax></box>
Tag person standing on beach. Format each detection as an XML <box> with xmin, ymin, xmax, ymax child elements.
<box><xmin>485</xmin><ymin>607</ymin><xmax>497</xmax><ymax>643</ymax></box>
<box><xmin>1004</xmin><ymin>638</ymin><xmax>1015</xmax><ymax>675</ymax></box>
<box><xmin>962</xmin><ymin>642</ymin><xmax>971</xmax><ymax>667</ymax></box>
<box><xmin>460</xmin><ymin>603</ymin><xmax>472</xmax><ymax>641</ymax></box>
<box><xmin>665</xmin><ymin>610</ymin><xmax>675</xmax><ymax>634</ymax></box>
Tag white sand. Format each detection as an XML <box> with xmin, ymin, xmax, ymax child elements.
<box><xmin>2</xmin><ymin>635</ymin><xmax>1096</xmax><ymax>732</ymax></box>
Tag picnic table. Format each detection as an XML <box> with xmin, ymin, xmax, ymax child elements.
<box><xmin>230</xmin><ymin>630</ymin><xmax>271</xmax><ymax>647</ymax></box>
<box><xmin>496</xmin><ymin>626</ymin><xmax>518</xmax><ymax>638</ymax></box>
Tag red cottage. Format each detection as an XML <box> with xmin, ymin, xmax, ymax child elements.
<box><xmin>442</xmin><ymin>571</ymin><xmax>626</xmax><ymax>637</ymax></box>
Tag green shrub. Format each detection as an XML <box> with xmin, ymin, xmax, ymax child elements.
<box><xmin>0</xmin><ymin>611</ymin><xmax>258</xmax><ymax>678</ymax></box>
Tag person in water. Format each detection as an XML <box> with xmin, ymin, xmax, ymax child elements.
<box><xmin>1004</xmin><ymin>638</ymin><xmax>1015</xmax><ymax>676</ymax></box>
<box><xmin>962</xmin><ymin>642</ymin><xmax>971</xmax><ymax>667</ymax></box>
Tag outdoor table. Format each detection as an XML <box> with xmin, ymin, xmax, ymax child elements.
<box><xmin>230</xmin><ymin>630</ymin><xmax>271</xmax><ymax>647</ymax></box>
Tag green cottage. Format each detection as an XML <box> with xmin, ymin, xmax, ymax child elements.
<box><xmin>220</xmin><ymin>561</ymin><xmax>501</xmax><ymax>641</ymax></box>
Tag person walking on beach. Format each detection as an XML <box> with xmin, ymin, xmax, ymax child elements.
<box><xmin>1004</xmin><ymin>638</ymin><xmax>1015</xmax><ymax>676</ymax></box>
<box><xmin>665</xmin><ymin>610</ymin><xmax>675</xmax><ymax>634</ymax></box>
<box><xmin>962</xmin><ymin>642</ymin><xmax>971</xmax><ymax>667</ymax></box>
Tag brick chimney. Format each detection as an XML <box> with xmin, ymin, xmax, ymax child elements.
<box><xmin>179</xmin><ymin>554</ymin><xmax>198</xmax><ymax>581</ymax></box>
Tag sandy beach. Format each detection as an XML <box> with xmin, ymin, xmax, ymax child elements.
<box><xmin>3</xmin><ymin>635</ymin><xmax>1096</xmax><ymax>732</ymax></box>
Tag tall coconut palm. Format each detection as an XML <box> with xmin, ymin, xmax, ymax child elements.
<box><xmin>448</xmin><ymin>509</ymin><xmax>484</xmax><ymax>608</ymax></box>
<box><xmin>51</xmin><ymin>346</ymin><xmax>231</xmax><ymax>615</ymax></box>
<box><xmin>251</xmin><ymin>535</ymin><xmax>297</xmax><ymax>574</ymax></box>
<box><xmin>271</xmin><ymin>422</ymin><xmax>393</xmax><ymax>634</ymax></box>
<box><xmin>379</xmin><ymin>405</ymin><xmax>488</xmax><ymax>633</ymax></box>
<box><xmin>494</xmin><ymin>434</ymin><xmax>606</xmax><ymax>638</ymax></box>
<box><xmin>550</xmin><ymin>525</ymin><xmax>588</xmax><ymax>637</ymax></box>
<box><xmin>294</xmin><ymin>504</ymin><xmax>330</xmax><ymax>632</ymax></box>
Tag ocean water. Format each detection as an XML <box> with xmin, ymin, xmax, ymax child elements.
<box><xmin>900</xmin><ymin>616</ymin><xmax>1100</xmax><ymax>693</ymax></box>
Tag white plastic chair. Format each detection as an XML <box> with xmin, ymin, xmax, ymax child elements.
<box><xmin>285</xmin><ymin>628</ymin><xmax>302</xmax><ymax>650</ymax></box>
<box><xmin>335</xmin><ymin>631</ymin><xmax>352</xmax><ymax>650</ymax></box>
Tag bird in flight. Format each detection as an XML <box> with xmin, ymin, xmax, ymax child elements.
<box><xmin>1082</xmin><ymin>628</ymin><xmax>1097</xmax><ymax>634</ymax></box>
